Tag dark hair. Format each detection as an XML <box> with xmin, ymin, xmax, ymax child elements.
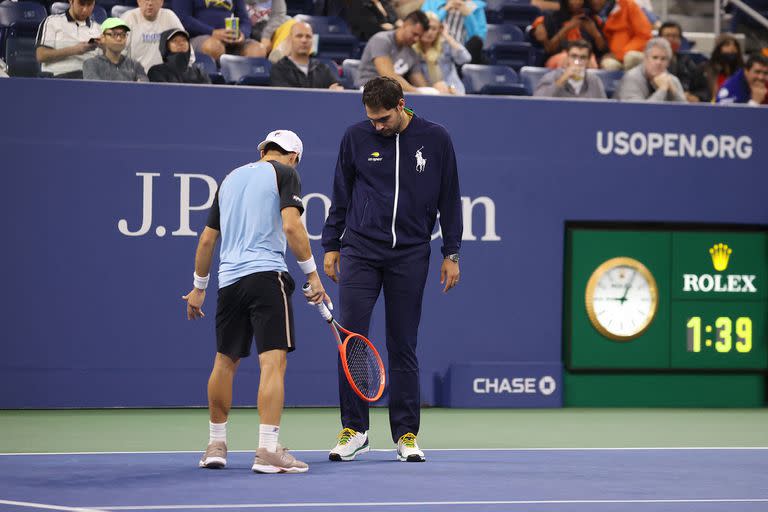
<box><xmin>710</xmin><ymin>34</ymin><xmax>744</xmax><ymax>75</ymax></box>
<box><xmin>403</xmin><ymin>10</ymin><xmax>429</xmax><ymax>31</ymax></box>
<box><xmin>566</xmin><ymin>39</ymin><xmax>592</xmax><ymax>56</ymax></box>
<box><xmin>746</xmin><ymin>54</ymin><xmax>768</xmax><ymax>69</ymax></box>
<box><xmin>658</xmin><ymin>21</ymin><xmax>682</xmax><ymax>37</ymax></box>
<box><xmin>362</xmin><ymin>76</ymin><xmax>403</xmax><ymax>110</ymax></box>
<box><xmin>262</xmin><ymin>142</ymin><xmax>290</xmax><ymax>155</ymax></box>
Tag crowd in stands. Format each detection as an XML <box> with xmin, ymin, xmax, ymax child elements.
<box><xmin>0</xmin><ymin>0</ymin><xmax>765</xmax><ymax>105</ymax></box>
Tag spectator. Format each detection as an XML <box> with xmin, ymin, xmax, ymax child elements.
<box><xmin>35</xmin><ymin>0</ymin><xmax>102</xmax><ymax>79</ymax></box>
<box><xmin>702</xmin><ymin>34</ymin><xmax>744</xmax><ymax>102</ymax></box>
<box><xmin>148</xmin><ymin>28</ymin><xmax>211</xmax><ymax>83</ymax></box>
<box><xmin>122</xmin><ymin>0</ymin><xmax>194</xmax><ymax>73</ymax></box>
<box><xmin>344</xmin><ymin>0</ymin><xmax>399</xmax><ymax>41</ymax></box>
<box><xmin>413</xmin><ymin>11</ymin><xmax>470</xmax><ymax>94</ymax></box>
<box><xmin>658</xmin><ymin>20</ymin><xmax>709</xmax><ymax>102</ymax></box>
<box><xmin>531</xmin><ymin>0</ymin><xmax>606</xmax><ymax>68</ymax></box>
<box><xmin>173</xmin><ymin>0</ymin><xmax>264</xmax><ymax>61</ymax></box>
<box><xmin>0</xmin><ymin>58</ymin><xmax>8</xmax><ymax>78</ymax></box>
<box><xmin>590</xmin><ymin>0</ymin><xmax>651</xmax><ymax>70</ymax></box>
<box><xmin>534</xmin><ymin>39</ymin><xmax>606</xmax><ymax>98</ymax></box>
<box><xmin>356</xmin><ymin>10</ymin><xmax>430</xmax><ymax>91</ymax></box>
<box><xmin>269</xmin><ymin>22</ymin><xmax>344</xmax><ymax>89</ymax></box>
<box><xmin>83</xmin><ymin>18</ymin><xmax>148</xmax><ymax>81</ymax></box>
<box><xmin>245</xmin><ymin>0</ymin><xmax>288</xmax><ymax>56</ymax></box>
<box><xmin>716</xmin><ymin>54</ymin><xmax>768</xmax><ymax>106</ymax></box>
<box><xmin>615</xmin><ymin>37</ymin><xmax>685</xmax><ymax>101</ymax></box>
<box><xmin>421</xmin><ymin>0</ymin><xmax>487</xmax><ymax>64</ymax></box>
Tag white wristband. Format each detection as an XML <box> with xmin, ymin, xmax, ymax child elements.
<box><xmin>298</xmin><ymin>256</ymin><xmax>317</xmax><ymax>275</ymax></box>
<box><xmin>193</xmin><ymin>272</ymin><xmax>210</xmax><ymax>290</ymax></box>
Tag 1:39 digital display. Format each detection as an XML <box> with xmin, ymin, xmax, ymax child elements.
<box><xmin>686</xmin><ymin>316</ymin><xmax>752</xmax><ymax>353</ymax></box>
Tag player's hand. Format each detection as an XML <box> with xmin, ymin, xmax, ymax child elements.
<box><xmin>304</xmin><ymin>272</ymin><xmax>332</xmax><ymax>307</ymax></box>
<box><xmin>324</xmin><ymin>251</ymin><xmax>341</xmax><ymax>283</ymax></box>
<box><xmin>440</xmin><ymin>258</ymin><xmax>460</xmax><ymax>293</ymax></box>
<box><xmin>182</xmin><ymin>288</ymin><xmax>206</xmax><ymax>320</ymax></box>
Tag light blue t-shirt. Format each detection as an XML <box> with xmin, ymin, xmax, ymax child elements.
<box><xmin>207</xmin><ymin>160</ymin><xmax>303</xmax><ymax>288</ymax></box>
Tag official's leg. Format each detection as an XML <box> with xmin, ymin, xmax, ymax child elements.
<box><xmin>382</xmin><ymin>243</ymin><xmax>430</xmax><ymax>442</ymax></box>
<box><xmin>338</xmin><ymin>252</ymin><xmax>383</xmax><ymax>433</ymax></box>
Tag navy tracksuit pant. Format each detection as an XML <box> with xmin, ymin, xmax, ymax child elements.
<box><xmin>337</xmin><ymin>229</ymin><xmax>431</xmax><ymax>443</ymax></box>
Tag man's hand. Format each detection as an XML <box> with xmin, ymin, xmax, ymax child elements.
<box><xmin>73</xmin><ymin>41</ymin><xmax>98</xmax><ymax>55</ymax></box>
<box><xmin>653</xmin><ymin>73</ymin><xmax>671</xmax><ymax>90</ymax></box>
<box><xmin>182</xmin><ymin>288</ymin><xmax>206</xmax><ymax>320</ymax></box>
<box><xmin>329</xmin><ymin>83</ymin><xmax>344</xmax><ymax>90</ymax></box>
<box><xmin>212</xmin><ymin>28</ymin><xmax>237</xmax><ymax>43</ymax></box>
<box><xmin>751</xmin><ymin>80</ymin><xmax>767</xmax><ymax>104</ymax></box>
<box><xmin>304</xmin><ymin>272</ymin><xmax>332</xmax><ymax>307</ymax></box>
<box><xmin>440</xmin><ymin>258</ymin><xmax>460</xmax><ymax>293</ymax></box>
<box><xmin>324</xmin><ymin>251</ymin><xmax>341</xmax><ymax>283</ymax></box>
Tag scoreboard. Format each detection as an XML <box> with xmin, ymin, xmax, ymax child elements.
<box><xmin>565</xmin><ymin>227</ymin><xmax>767</xmax><ymax>372</ymax></box>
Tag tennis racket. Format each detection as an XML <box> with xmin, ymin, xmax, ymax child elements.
<box><xmin>302</xmin><ymin>283</ymin><xmax>386</xmax><ymax>402</ymax></box>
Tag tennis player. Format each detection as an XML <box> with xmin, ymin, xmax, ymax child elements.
<box><xmin>183</xmin><ymin>129</ymin><xmax>329</xmax><ymax>474</ymax></box>
<box><xmin>321</xmin><ymin>77</ymin><xmax>463</xmax><ymax>462</ymax></box>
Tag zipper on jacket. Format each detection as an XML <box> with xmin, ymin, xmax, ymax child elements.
<box><xmin>391</xmin><ymin>133</ymin><xmax>400</xmax><ymax>248</ymax></box>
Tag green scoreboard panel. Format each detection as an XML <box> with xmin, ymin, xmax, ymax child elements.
<box><xmin>565</xmin><ymin>227</ymin><xmax>768</xmax><ymax>371</ymax></box>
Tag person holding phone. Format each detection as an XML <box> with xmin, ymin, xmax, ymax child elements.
<box><xmin>35</xmin><ymin>0</ymin><xmax>103</xmax><ymax>78</ymax></box>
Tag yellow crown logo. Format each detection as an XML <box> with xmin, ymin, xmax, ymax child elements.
<box><xmin>709</xmin><ymin>243</ymin><xmax>732</xmax><ymax>271</ymax></box>
<box><xmin>371</xmin><ymin>152</ymin><xmax>380</xmax><ymax>157</ymax></box>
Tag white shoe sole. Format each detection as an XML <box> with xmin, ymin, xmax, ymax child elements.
<box><xmin>252</xmin><ymin>463</ymin><xmax>309</xmax><ymax>474</ymax></box>
<box><xmin>199</xmin><ymin>457</ymin><xmax>226</xmax><ymax>468</ymax></box>
<box><xmin>397</xmin><ymin>453</ymin><xmax>425</xmax><ymax>462</ymax></box>
<box><xmin>329</xmin><ymin>444</ymin><xmax>370</xmax><ymax>462</ymax></box>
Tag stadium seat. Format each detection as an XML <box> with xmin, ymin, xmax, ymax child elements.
<box><xmin>486</xmin><ymin>1</ymin><xmax>541</xmax><ymax>28</ymax></box>
<box><xmin>219</xmin><ymin>55</ymin><xmax>271</xmax><ymax>85</ymax></box>
<box><xmin>0</xmin><ymin>1</ymin><xmax>47</xmax><ymax>76</ymax></box>
<box><xmin>341</xmin><ymin>58</ymin><xmax>359</xmax><ymax>89</ymax></box>
<box><xmin>315</xmin><ymin>56</ymin><xmax>340</xmax><ymax>78</ymax></box>
<box><xmin>587</xmin><ymin>68</ymin><xmax>623</xmax><ymax>98</ymax></box>
<box><xmin>110</xmin><ymin>4</ymin><xmax>132</xmax><ymax>17</ymax></box>
<box><xmin>194</xmin><ymin>52</ymin><xmax>224</xmax><ymax>84</ymax></box>
<box><xmin>295</xmin><ymin>14</ymin><xmax>358</xmax><ymax>61</ymax></box>
<box><xmin>50</xmin><ymin>2</ymin><xmax>107</xmax><ymax>23</ymax></box>
<box><xmin>519</xmin><ymin>65</ymin><xmax>548</xmax><ymax>95</ymax></box>
<box><xmin>461</xmin><ymin>64</ymin><xmax>527</xmax><ymax>95</ymax></box>
<box><xmin>486</xmin><ymin>23</ymin><xmax>525</xmax><ymax>44</ymax></box>
<box><xmin>485</xmin><ymin>0</ymin><xmax>532</xmax><ymax>24</ymax></box>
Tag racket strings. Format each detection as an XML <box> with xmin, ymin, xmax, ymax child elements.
<box><xmin>345</xmin><ymin>336</ymin><xmax>382</xmax><ymax>399</ymax></box>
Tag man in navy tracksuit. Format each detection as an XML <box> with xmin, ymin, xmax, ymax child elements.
<box><xmin>321</xmin><ymin>77</ymin><xmax>462</xmax><ymax>463</ymax></box>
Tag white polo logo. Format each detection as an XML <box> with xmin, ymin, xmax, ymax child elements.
<box><xmin>415</xmin><ymin>146</ymin><xmax>426</xmax><ymax>173</ymax></box>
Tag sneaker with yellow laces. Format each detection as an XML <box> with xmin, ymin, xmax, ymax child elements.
<box><xmin>329</xmin><ymin>428</ymin><xmax>369</xmax><ymax>461</ymax></box>
<box><xmin>396</xmin><ymin>433</ymin><xmax>425</xmax><ymax>462</ymax></box>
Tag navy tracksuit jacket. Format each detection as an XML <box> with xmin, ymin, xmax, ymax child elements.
<box><xmin>322</xmin><ymin>113</ymin><xmax>462</xmax><ymax>441</ymax></box>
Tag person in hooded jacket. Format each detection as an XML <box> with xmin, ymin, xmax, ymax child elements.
<box><xmin>148</xmin><ymin>28</ymin><xmax>211</xmax><ymax>83</ymax></box>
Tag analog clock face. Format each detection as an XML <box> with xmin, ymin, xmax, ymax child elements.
<box><xmin>585</xmin><ymin>257</ymin><xmax>658</xmax><ymax>341</ymax></box>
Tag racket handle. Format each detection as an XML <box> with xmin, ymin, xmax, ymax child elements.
<box><xmin>302</xmin><ymin>283</ymin><xmax>334</xmax><ymax>323</ymax></box>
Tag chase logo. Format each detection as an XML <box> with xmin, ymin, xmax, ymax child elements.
<box><xmin>368</xmin><ymin>151</ymin><xmax>383</xmax><ymax>162</ymax></box>
<box><xmin>473</xmin><ymin>376</ymin><xmax>557</xmax><ymax>396</ymax></box>
<box><xmin>710</xmin><ymin>243</ymin><xmax>732</xmax><ymax>271</ymax></box>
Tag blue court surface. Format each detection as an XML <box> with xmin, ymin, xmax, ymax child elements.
<box><xmin>1</xmin><ymin>448</ymin><xmax>767</xmax><ymax>512</ymax></box>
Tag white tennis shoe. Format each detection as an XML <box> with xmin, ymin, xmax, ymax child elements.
<box><xmin>396</xmin><ymin>433</ymin><xmax>425</xmax><ymax>462</ymax></box>
<box><xmin>199</xmin><ymin>440</ymin><xmax>227</xmax><ymax>469</ymax></box>
<box><xmin>329</xmin><ymin>428</ymin><xmax>369</xmax><ymax>461</ymax></box>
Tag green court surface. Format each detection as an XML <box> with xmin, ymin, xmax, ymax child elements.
<box><xmin>1</xmin><ymin>408</ymin><xmax>767</xmax><ymax>453</ymax></box>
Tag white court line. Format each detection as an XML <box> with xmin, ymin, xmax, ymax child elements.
<box><xmin>94</xmin><ymin>499</ymin><xmax>768</xmax><ymax>510</ymax></box>
<box><xmin>0</xmin><ymin>499</ymin><xmax>107</xmax><ymax>512</ymax></box>
<box><xmin>0</xmin><ymin>447</ymin><xmax>766</xmax><ymax>456</ymax></box>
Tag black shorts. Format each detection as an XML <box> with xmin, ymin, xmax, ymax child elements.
<box><xmin>215</xmin><ymin>271</ymin><xmax>296</xmax><ymax>359</ymax></box>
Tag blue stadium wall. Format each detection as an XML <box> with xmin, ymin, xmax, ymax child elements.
<box><xmin>0</xmin><ymin>78</ymin><xmax>765</xmax><ymax>408</ymax></box>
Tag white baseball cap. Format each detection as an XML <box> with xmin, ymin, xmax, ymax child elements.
<box><xmin>257</xmin><ymin>130</ymin><xmax>303</xmax><ymax>163</ymax></box>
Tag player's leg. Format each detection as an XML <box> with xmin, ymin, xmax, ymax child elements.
<box><xmin>247</xmin><ymin>271</ymin><xmax>308</xmax><ymax>473</ymax></box>
<box><xmin>330</xmin><ymin>250</ymin><xmax>383</xmax><ymax>461</ymax></box>
<box><xmin>200</xmin><ymin>280</ymin><xmax>251</xmax><ymax>469</ymax></box>
<box><xmin>382</xmin><ymin>242</ymin><xmax>430</xmax><ymax>461</ymax></box>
